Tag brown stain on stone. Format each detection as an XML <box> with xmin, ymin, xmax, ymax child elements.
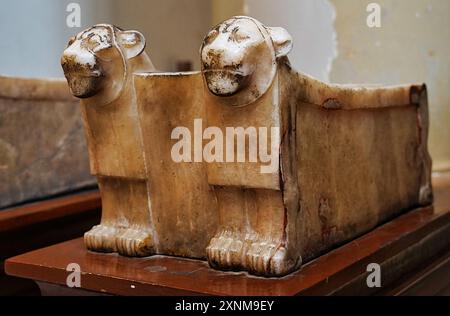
<box><xmin>318</xmin><ymin>197</ymin><xmax>336</xmax><ymax>243</ymax></box>
<box><xmin>323</xmin><ymin>98</ymin><xmax>342</xmax><ymax>109</ymax></box>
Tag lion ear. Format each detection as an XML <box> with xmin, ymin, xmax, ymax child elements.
<box><xmin>117</xmin><ymin>30</ymin><xmax>146</xmax><ymax>59</ymax></box>
<box><xmin>266</xmin><ymin>26</ymin><xmax>293</xmax><ymax>58</ymax></box>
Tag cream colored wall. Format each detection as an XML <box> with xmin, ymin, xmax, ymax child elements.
<box><xmin>330</xmin><ymin>0</ymin><xmax>450</xmax><ymax>171</ymax></box>
<box><xmin>112</xmin><ymin>0</ymin><xmax>211</xmax><ymax>71</ymax></box>
<box><xmin>245</xmin><ymin>0</ymin><xmax>337</xmax><ymax>82</ymax></box>
<box><xmin>211</xmin><ymin>0</ymin><xmax>243</xmax><ymax>26</ymax></box>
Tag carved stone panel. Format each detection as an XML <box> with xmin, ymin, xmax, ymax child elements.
<box><xmin>0</xmin><ymin>77</ymin><xmax>95</xmax><ymax>209</ymax></box>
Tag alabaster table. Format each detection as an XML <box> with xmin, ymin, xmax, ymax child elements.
<box><xmin>5</xmin><ymin>175</ymin><xmax>450</xmax><ymax>296</ymax></box>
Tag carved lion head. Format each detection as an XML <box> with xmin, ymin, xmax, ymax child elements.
<box><xmin>201</xmin><ymin>16</ymin><xmax>293</xmax><ymax>106</ymax></box>
<box><xmin>61</xmin><ymin>24</ymin><xmax>146</xmax><ymax>105</ymax></box>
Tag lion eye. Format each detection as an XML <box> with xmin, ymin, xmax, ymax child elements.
<box><xmin>229</xmin><ymin>28</ymin><xmax>250</xmax><ymax>43</ymax></box>
<box><xmin>67</xmin><ymin>36</ymin><xmax>76</xmax><ymax>47</ymax></box>
<box><xmin>88</xmin><ymin>35</ymin><xmax>100</xmax><ymax>46</ymax></box>
<box><xmin>204</xmin><ymin>29</ymin><xmax>219</xmax><ymax>45</ymax></box>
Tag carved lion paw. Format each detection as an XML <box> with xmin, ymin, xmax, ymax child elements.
<box><xmin>207</xmin><ymin>231</ymin><xmax>301</xmax><ymax>276</ymax></box>
<box><xmin>115</xmin><ymin>228</ymin><xmax>155</xmax><ymax>257</ymax></box>
<box><xmin>206</xmin><ymin>230</ymin><xmax>248</xmax><ymax>270</ymax></box>
<box><xmin>84</xmin><ymin>224</ymin><xmax>118</xmax><ymax>253</ymax></box>
<box><xmin>245</xmin><ymin>240</ymin><xmax>301</xmax><ymax>277</ymax></box>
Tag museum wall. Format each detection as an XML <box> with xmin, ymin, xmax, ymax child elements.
<box><xmin>243</xmin><ymin>0</ymin><xmax>450</xmax><ymax>172</ymax></box>
<box><xmin>0</xmin><ymin>0</ymin><xmax>114</xmax><ymax>78</ymax></box>
<box><xmin>111</xmin><ymin>0</ymin><xmax>212</xmax><ymax>71</ymax></box>
<box><xmin>0</xmin><ymin>0</ymin><xmax>211</xmax><ymax>77</ymax></box>
<box><xmin>245</xmin><ymin>0</ymin><xmax>337</xmax><ymax>82</ymax></box>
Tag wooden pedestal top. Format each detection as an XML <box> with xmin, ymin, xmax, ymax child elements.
<box><xmin>5</xmin><ymin>176</ymin><xmax>450</xmax><ymax>296</ymax></box>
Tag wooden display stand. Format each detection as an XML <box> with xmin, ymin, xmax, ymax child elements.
<box><xmin>0</xmin><ymin>190</ymin><xmax>100</xmax><ymax>296</ymax></box>
<box><xmin>4</xmin><ymin>175</ymin><xmax>450</xmax><ymax>296</ymax></box>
